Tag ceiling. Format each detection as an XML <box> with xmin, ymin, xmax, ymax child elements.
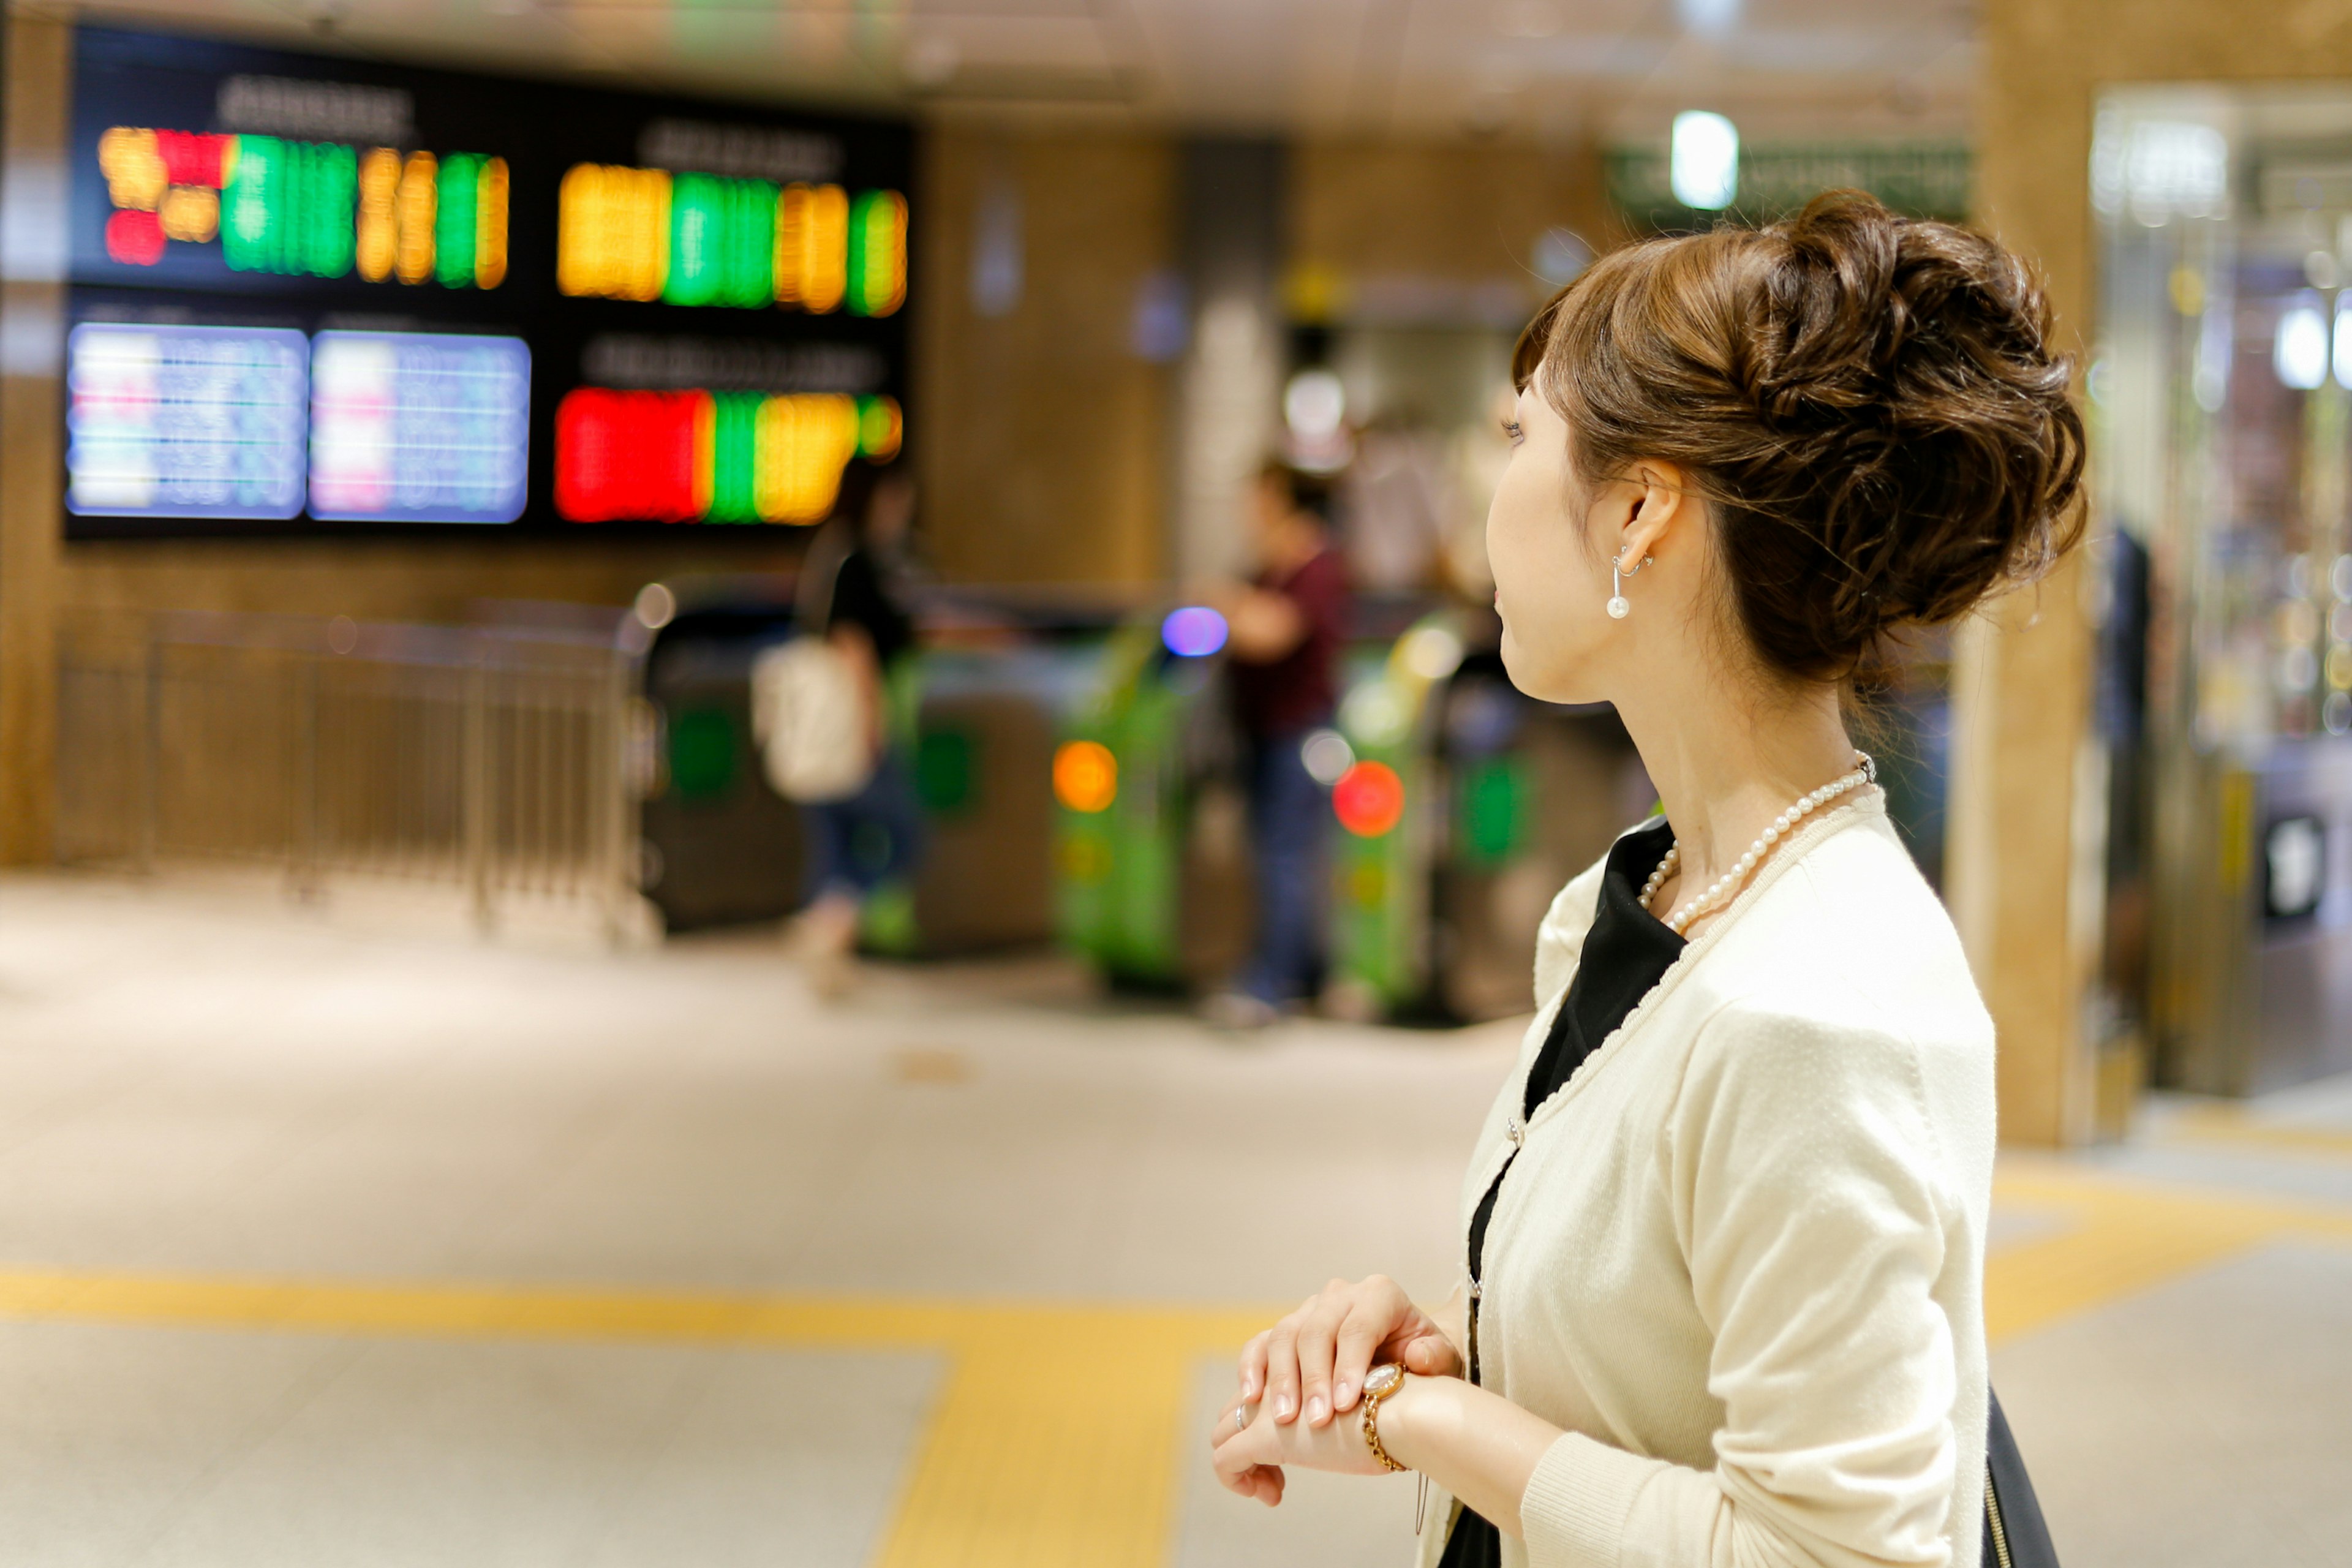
<box><xmin>60</xmin><ymin>0</ymin><xmax>1979</xmax><ymax>143</ymax></box>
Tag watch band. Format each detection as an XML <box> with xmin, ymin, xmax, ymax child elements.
<box><xmin>1360</xmin><ymin>1363</ymin><xmax>1409</xmax><ymax>1473</ymax></box>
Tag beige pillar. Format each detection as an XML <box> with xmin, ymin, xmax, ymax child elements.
<box><xmin>0</xmin><ymin>12</ymin><xmax>69</xmax><ymax>864</ymax></box>
<box><xmin>1960</xmin><ymin>0</ymin><xmax>2352</xmax><ymax>1143</ymax></box>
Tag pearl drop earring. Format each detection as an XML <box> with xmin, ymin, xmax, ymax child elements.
<box><xmin>1608</xmin><ymin>551</ymin><xmax>1651</xmax><ymax>619</ymax></box>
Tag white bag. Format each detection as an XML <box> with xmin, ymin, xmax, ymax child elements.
<box><xmin>751</xmin><ymin>637</ymin><xmax>875</xmax><ymax>804</ymax></box>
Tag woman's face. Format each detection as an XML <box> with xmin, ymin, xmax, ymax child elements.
<box><xmin>1485</xmin><ymin>385</ymin><xmax>1617</xmax><ymax>705</ymax></box>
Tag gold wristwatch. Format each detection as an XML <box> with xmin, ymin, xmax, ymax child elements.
<box><xmin>1360</xmin><ymin>1362</ymin><xmax>1409</xmax><ymax>1472</ymax></box>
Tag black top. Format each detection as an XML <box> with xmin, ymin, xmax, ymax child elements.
<box><xmin>1439</xmin><ymin>816</ymin><xmax>1685</xmax><ymax>1568</ymax></box>
<box><xmin>1228</xmin><ymin>546</ymin><xmax>1349</xmax><ymax>739</ymax></box>
<box><xmin>823</xmin><ymin>545</ymin><xmax>914</xmax><ymax>669</ymax></box>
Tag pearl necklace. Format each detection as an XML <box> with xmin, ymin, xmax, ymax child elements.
<box><xmin>1639</xmin><ymin>754</ymin><xmax>1877</xmax><ymax>936</ymax></box>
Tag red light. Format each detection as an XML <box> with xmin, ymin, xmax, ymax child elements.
<box><xmin>156</xmin><ymin>130</ymin><xmax>231</xmax><ymax>188</ymax></box>
<box><xmin>104</xmin><ymin>209</ymin><xmax>165</xmax><ymax>266</ymax></box>
<box><xmin>554</xmin><ymin>388</ymin><xmax>713</xmax><ymax>522</ymax></box>
<box><xmin>1333</xmin><ymin>760</ymin><xmax>1405</xmax><ymax>838</ymax></box>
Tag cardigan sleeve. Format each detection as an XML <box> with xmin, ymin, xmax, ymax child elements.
<box><xmin>1517</xmin><ymin>994</ymin><xmax>1966</xmax><ymax>1568</ymax></box>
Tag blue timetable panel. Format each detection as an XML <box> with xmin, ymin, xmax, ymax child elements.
<box><xmin>309</xmin><ymin>331</ymin><xmax>530</xmax><ymax>523</ymax></box>
<box><xmin>66</xmin><ymin>322</ymin><xmax>307</xmax><ymax>519</ymax></box>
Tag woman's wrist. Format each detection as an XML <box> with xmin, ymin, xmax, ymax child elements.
<box><xmin>1365</xmin><ymin>1370</ymin><xmax>1562</xmax><ymax>1542</ymax></box>
<box><xmin>1372</xmin><ymin>1371</ymin><xmax>1458</xmax><ymax>1477</ymax></box>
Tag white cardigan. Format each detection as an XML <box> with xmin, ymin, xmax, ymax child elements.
<box><xmin>1414</xmin><ymin>791</ymin><xmax>1994</xmax><ymax>1568</ymax></box>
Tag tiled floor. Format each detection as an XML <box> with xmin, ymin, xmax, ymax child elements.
<box><xmin>1</xmin><ymin>872</ymin><xmax>2346</xmax><ymax>1567</ymax></box>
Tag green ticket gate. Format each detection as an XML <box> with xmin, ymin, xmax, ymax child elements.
<box><xmin>1052</xmin><ymin>611</ymin><xmax>1252</xmax><ymax>989</ymax></box>
<box><xmin>861</xmin><ymin>645</ymin><xmax>1095</xmax><ymax>956</ymax></box>
<box><xmin>642</xmin><ymin>595</ymin><xmax>1091</xmax><ymax>952</ymax></box>
<box><xmin>1325</xmin><ymin>614</ymin><xmax>1646</xmax><ymax>1022</ymax></box>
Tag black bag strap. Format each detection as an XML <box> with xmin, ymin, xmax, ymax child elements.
<box><xmin>1983</xmin><ymin>1386</ymin><xmax>2060</xmax><ymax>1568</ymax></box>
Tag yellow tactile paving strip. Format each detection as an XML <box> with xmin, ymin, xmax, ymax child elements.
<box><xmin>0</xmin><ymin>1268</ymin><xmax>1270</xmax><ymax>1568</ymax></box>
<box><xmin>1</xmin><ymin>1161</ymin><xmax>2346</xmax><ymax>1568</ymax></box>
<box><xmin>1987</xmin><ymin>1159</ymin><xmax>2352</xmax><ymax>1341</ymax></box>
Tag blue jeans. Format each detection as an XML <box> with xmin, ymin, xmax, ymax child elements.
<box><xmin>1237</xmin><ymin>726</ymin><xmax>1332</xmax><ymax>1005</ymax></box>
<box><xmin>801</xmin><ymin>751</ymin><xmax>924</xmax><ymax>903</ymax></box>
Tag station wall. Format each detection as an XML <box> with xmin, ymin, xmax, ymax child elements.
<box><xmin>1954</xmin><ymin>0</ymin><xmax>2352</xmax><ymax>1144</ymax></box>
<box><xmin>914</xmin><ymin>123</ymin><xmax>1175</xmax><ymax>588</ymax></box>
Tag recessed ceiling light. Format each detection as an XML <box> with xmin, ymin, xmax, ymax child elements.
<box><xmin>1672</xmin><ymin>110</ymin><xmax>1740</xmax><ymax>210</ymax></box>
<box><xmin>1676</xmin><ymin>0</ymin><xmax>1740</xmax><ymax>36</ymax></box>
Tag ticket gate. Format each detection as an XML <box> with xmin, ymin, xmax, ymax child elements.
<box><xmin>1052</xmin><ymin>608</ymin><xmax>1254</xmax><ymax>989</ymax></box>
<box><xmin>639</xmin><ymin>592</ymin><xmax>805</xmax><ymax>932</ymax></box>
<box><xmin>1324</xmin><ymin>612</ymin><xmax>1646</xmax><ymax>1022</ymax></box>
<box><xmin>1054</xmin><ymin>605</ymin><xmax>1644</xmax><ymax>1016</ymax></box>
<box><xmin>639</xmin><ymin>579</ymin><xmax>1091</xmax><ymax>951</ymax></box>
<box><xmin>860</xmin><ymin>643</ymin><xmax>1096</xmax><ymax>956</ymax></box>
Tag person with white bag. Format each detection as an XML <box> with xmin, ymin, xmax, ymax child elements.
<box><xmin>753</xmin><ymin>475</ymin><xmax>924</xmax><ymax>998</ymax></box>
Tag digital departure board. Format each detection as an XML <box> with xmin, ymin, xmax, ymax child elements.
<box><xmin>311</xmin><ymin>331</ymin><xmax>531</xmax><ymax>523</ymax></box>
<box><xmin>66</xmin><ymin>322</ymin><xmax>309</xmax><ymax>520</ymax></box>
<box><xmin>552</xmin><ymin>388</ymin><xmax>899</xmax><ymax>524</ymax></box>
<box><xmin>66</xmin><ymin>26</ymin><xmax>913</xmax><ymax>538</ymax></box>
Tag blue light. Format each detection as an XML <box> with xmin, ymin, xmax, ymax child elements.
<box><xmin>1161</xmin><ymin>606</ymin><xmax>1228</xmax><ymax>657</ymax></box>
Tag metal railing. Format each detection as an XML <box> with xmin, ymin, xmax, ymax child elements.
<box><xmin>57</xmin><ymin>608</ymin><xmax>646</xmax><ymax>936</ymax></box>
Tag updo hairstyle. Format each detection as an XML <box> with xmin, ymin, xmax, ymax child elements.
<box><xmin>1513</xmin><ymin>190</ymin><xmax>2085</xmax><ymax>685</ymax></box>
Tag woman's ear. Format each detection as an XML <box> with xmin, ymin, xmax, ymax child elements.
<box><xmin>1616</xmin><ymin>462</ymin><xmax>1691</xmax><ymax>566</ymax></box>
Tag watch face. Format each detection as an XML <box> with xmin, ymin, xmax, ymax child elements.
<box><xmin>1363</xmin><ymin>1363</ymin><xmax>1403</xmax><ymax>1396</ymax></box>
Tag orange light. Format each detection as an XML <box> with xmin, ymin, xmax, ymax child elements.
<box><xmin>356</xmin><ymin>147</ymin><xmax>399</xmax><ymax>281</ymax></box>
<box><xmin>395</xmin><ymin>150</ymin><xmax>437</xmax><ymax>285</ymax></box>
<box><xmin>1333</xmin><ymin>760</ymin><xmax>1404</xmax><ymax>837</ymax></box>
<box><xmin>1054</xmin><ymin>741</ymin><xmax>1118</xmax><ymax>813</ymax></box>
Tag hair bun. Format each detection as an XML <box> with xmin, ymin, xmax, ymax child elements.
<box><xmin>1524</xmin><ymin>189</ymin><xmax>2085</xmax><ymax>684</ymax></box>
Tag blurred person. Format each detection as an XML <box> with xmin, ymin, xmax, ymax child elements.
<box><xmin>787</xmin><ymin>473</ymin><xmax>923</xmax><ymax>998</ymax></box>
<box><xmin>1340</xmin><ymin>417</ymin><xmax>1449</xmax><ymax>594</ymax></box>
<box><xmin>1196</xmin><ymin>462</ymin><xmax>1352</xmax><ymax>1028</ymax></box>
<box><xmin>1209</xmin><ymin>193</ymin><xmax>2083</xmax><ymax>1568</ymax></box>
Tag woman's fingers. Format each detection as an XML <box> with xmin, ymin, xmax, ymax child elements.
<box><xmin>1209</xmin><ymin>1398</ymin><xmax>1259</xmax><ymax>1454</ymax></box>
<box><xmin>1400</xmin><ymin>1325</ymin><xmax>1464</xmax><ymax>1378</ymax></box>
<box><xmin>1262</xmin><ymin>1308</ymin><xmax>1307</xmax><ymax>1422</ymax></box>
<box><xmin>1330</xmin><ymin>1288</ymin><xmax>1401</xmax><ymax>1414</ymax></box>
<box><xmin>1236</xmin><ymin>1330</ymin><xmax>1270</xmax><ymax>1403</ymax></box>
<box><xmin>1209</xmin><ymin>1405</ymin><xmax>1286</xmax><ymax>1506</ymax></box>
<box><xmin>1219</xmin><ymin>1458</ymin><xmax>1285</xmax><ymax>1506</ymax></box>
<box><xmin>1292</xmin><ymin>1280</ymin><xmax>1356</xmax><ymax>1428</ymax></box>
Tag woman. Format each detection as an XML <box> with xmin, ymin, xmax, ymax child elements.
<box><xmin>790</xmin><ymin>473</ymin><xmax>924</xmax><ymax>997</ymax></box>
<box><xmin>1209</xmin><ymin>191</ymin><xmax>2081</xmax><ymax>1568</ymax></box>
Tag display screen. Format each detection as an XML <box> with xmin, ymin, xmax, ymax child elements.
<box><xmin>552</xmin><ymin>388</ymin><xmax>898</xmax><ymax>524</ymax></box>
<box><xmin>66</xmin><ymin>322</ymin><xmax>309</xmax><ymax>520</ymax></box>
<box><xmin>311</xmin><ymin>331</ymin><xmax>530</xmax><ymax>523</ymax></box>
<box><xmin>66</xmin><ymin>26</ymin><xmax>912</xmax><ymax>537</ymax></box>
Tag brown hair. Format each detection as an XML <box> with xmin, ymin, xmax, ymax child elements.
<box><xmin>1513</xmin><ymin>190</ymin><xmax>2085</xmax><ymax>685</ymax></box>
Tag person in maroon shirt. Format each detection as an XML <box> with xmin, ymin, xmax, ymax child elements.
<box><xmin>1197</xmin><ymin>462</ymin><xmax>1352</xmax><ymax>1027</ymax></box>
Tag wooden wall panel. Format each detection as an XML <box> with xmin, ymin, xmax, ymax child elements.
<box><xmin>1291</xmin><ymin>138</ymin><xmax>1618</xmax><ymax>292</ymax></box>
<box><xmin>0</xmin><ymin>12</ymin><xmax>71</xmax><ymax>862</ymax></box>
<box><xmin>914</xmin><ymin>125</ymin><xmax>1174</xmax><ymax>587</ymax></box>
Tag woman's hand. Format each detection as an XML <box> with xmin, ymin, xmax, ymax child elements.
<box><xmin>1209</xmin><ymin>1389</ymin><xmax>1395</xmax><ymax>1506</ymax></box>
<box><xmin>1239</xmin><ymin>1276</ymin><xmax>1463</xmax><ymax>1432</ymax></box>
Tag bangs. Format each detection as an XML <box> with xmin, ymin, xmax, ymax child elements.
<box><xmin>1512</xmin><ymin>283</ymin><xmax>1575</xmax><ymax>393</ymax></box>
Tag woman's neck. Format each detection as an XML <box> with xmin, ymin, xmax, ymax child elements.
<box><xmin>1614</xmin><ymin>663</ymin><xmax>1858</xmax><ymax>922</ymax></box>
